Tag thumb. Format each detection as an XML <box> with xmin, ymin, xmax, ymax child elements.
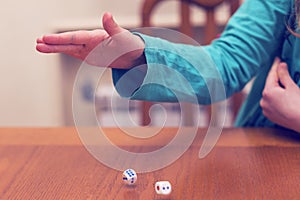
<box><xmin>277</xmin><ymin>62</ymin><xmax>294</xmax><ymax>88</ymax></box>
<box><xmin>264</xmin><ymin>57</ymin><xmax>280</xmax><ymax>89</ymax></box>
<box><xmin>102</xmin><ymin>12</ymin><xmax>125</xmax><ymax>36</ymax></box>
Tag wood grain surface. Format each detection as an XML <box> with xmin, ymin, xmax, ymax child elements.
<box><xmin>0</xmin><ymin>127</ymin><xmax>300</xmax><ymax>199</ymax></box>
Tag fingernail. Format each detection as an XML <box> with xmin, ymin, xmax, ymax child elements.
<box><xmin>274</xmin><ymin>57</ymin><xmax>281</xmax><ymax>63</ymax></box>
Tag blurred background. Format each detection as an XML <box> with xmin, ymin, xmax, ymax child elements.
<box><xmin>0</xmin><ymin>0</ymin><xmax>246</xmax><ymax>127</ymax></box>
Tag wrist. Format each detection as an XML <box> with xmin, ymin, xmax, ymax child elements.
<box><xmin>131</xmin><ymin>51</ymin><xmax>146</xmax><ymax>67</ymax></box>
<box><xmin>131</xmin><ymin>34</ymin><xmax>146</xmax><ymax>65</ymax></box>
<box><xmin>290</xmin><ymin>115</ymin><xmax>300</xmax><ymax>133</ymax></box>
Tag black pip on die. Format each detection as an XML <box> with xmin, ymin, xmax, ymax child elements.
<box><xmin>122</xmin><ymin>169</ymin><xmax>137</xmax><ymax>185</ymax></box>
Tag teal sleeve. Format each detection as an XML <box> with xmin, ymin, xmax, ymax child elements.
<box><xmin>113</xmin><ymin>37</ymin><xmax>226</xmax><ymax>104</ymax></box>
<box><xmin>204</xmin><ymin>0</ymin><xmax>290</xmax><ymax>92</ymax></box>
<box><xmin>112</xmin><ymin>0</ymin><xmax>291</xmax><ymax>104</ymax></box>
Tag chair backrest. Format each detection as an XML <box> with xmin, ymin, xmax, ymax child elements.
<box><xmin>141</xmin><ymin>0</ymin><xmax>239</xmax><ymax>43</ymax></box>
<box><xmin>139</xmin><ymin>0</ymin><xmax>241</xmax><ymax>126</ymax></box>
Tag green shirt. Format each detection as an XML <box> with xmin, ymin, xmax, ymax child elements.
<box><xmin>112</xmin><ymin>0</ymin><xmax>299</xmax><ymax>130</ymax></box>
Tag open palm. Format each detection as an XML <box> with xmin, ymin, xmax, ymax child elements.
<box><xmin>36</xmin><ymin>12</ymin><xmax>145</xmax><ymax>68</ymax></box>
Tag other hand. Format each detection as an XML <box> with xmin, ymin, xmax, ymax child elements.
<box><xmin>260</xmin><ymin>58</ymin><xmax>300</xmax><ymax>132</ymax></box>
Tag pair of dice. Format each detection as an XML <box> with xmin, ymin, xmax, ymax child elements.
<box><xmin>122</xmin><ymin>169</ymin><xmax>172</xmax><ymax>195</ymax></box>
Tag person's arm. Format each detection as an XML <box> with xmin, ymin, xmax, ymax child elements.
<box><xmin>112</xmin><ymin>0</ymin><xmax>291</xmax><ymax>104</ymax></box>
<box><xmin>260</xmin><ymin>58</ymin><xmax>300</xmax><ymax>133</ymax></box>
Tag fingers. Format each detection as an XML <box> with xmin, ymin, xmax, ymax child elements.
<box><xmin>277</xmin><ymin>62</ymin><xmax>294</xmax><ymax>89</ymax></box>
<box><xmin>264</xmin><ymin>57</ymin><xmax>281</xmax><ymax>89</ymax></box>
<box><xmin>102</xmin><ymin>12</ymin><xmax>125</xmax><ymax>36</ymax></box>
<box><xmin>41</xmin><ymin>30</ymin><xmax>92</xmax><ymax>45</ymax></box>
<box><xmin>36</xmin><ymin>43</ymin><xmax>84</xmax><ymax>54</ymax></box>
<box><xmin>261</xmin><ymin>58</ymin><xmax>282</xmax><ymax>103</ymax></box>
<box><xmin>36</xmin><ymin>37</ymin><xmax>44</xmax><ymax>43</ymax></box>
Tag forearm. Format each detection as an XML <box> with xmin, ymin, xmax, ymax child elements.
<box><xmin>113</xmin><ymin>35</ymin><xmax>226</xmax><ymax>104</ymax></box>
<box><xmin>113</xmin><ymin>0</ymin><xmax>291</xmax><ymax>103</ymax></box>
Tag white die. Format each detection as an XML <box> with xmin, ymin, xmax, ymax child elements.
<box><xmin>155</xmin><ymin>181</ymin><xmax>172</xmax><ymax>195</ymax></box>
<box><xmin>122</xmin><ymin>169</ymin><xmax>137</xmax><ymax>185</ymax></box>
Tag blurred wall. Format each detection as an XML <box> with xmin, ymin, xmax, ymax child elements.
<box><xmin>0</xmin><ymin>0</ymin><xmax>143</xmax><ymax>126</ymax></box>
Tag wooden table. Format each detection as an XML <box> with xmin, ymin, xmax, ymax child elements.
<box><xmin>0</xmin><ymin>127</ymin><xmax>300</xmax><ymax>199</ymax></box>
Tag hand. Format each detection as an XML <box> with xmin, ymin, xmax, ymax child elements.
<box><xmin>36</xmin><ymin>12</ymin><xmax>145</xmax><ymax>69</ymax></box>
<box><xmin>260</xmin><ymin>58</ymin><xmax>300</xmax><ymax>132</ymax></box>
